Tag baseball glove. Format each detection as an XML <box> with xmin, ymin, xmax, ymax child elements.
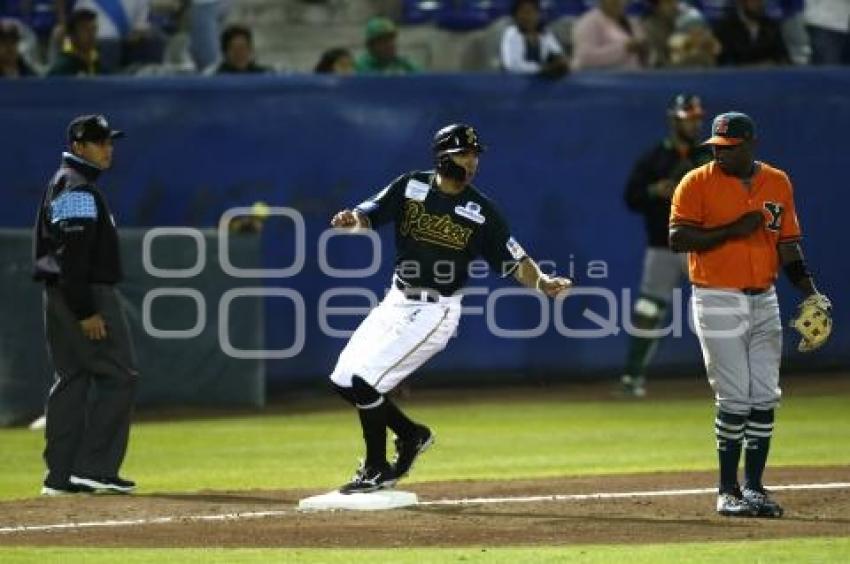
<box><xmin>789</xmin><ymin>293</ymin><xmax>833</xmax><ymax>352</ymax></box>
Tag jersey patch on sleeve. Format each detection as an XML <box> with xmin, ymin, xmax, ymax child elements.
<box><xmin>404</xmin><ymin>179</ymin><xmax>430</xmax><ymax>201</ymax></box>
<box><xmin>506</xmin><ymin>236</ymin><xmax>526</xmax><ymax>260</ymax></box>
<box><xmin>50</xmin><ymin>191</ymin><xmax>97</xmax><ymax>223</ymax></box>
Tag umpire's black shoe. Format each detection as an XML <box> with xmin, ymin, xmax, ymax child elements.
<box><xmin>393</xmin><ymin>425</ymin><xmax>435</xmax><ymax>479</ymax></box>
<box><xmin>742</xmin><ymin>487</ymin><xmax>784</xmax><ymax>518</ymax></box>
<box><xmin>338</xmin><ymin>462</ymin><xmax>397</xmax><ymax>495</ymax></box>
<box><xmin>41</xmin><ymin>481</ymin><xmax>95</xmax><ymax>496</ymax></box>
<box><xmin>70</xmin><ymin>475</ymin><xmax>136</xmax><ymax>494</ymax></box>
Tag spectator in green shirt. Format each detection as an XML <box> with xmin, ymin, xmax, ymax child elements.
<box><xmin>48</xmin><ymin>9</ymin><xmax>102</xmax><ymax>76</ymax></box>
<box><xmin>355</xmin><ymin>17</ymin><xmax>419</xmax><ymax>74</ymax></box>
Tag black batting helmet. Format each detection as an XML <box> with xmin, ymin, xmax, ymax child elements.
<box><xmin>432</xmin><ymin>123</ymin><xmax>485</xmax><ymax>155</ymax></box>
<box><xmin>667</xmin><ymin>94</ymin><xmax>704</xmax><ymax>120</ymax></box>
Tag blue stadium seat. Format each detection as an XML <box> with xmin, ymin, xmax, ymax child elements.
<box><xmin>0</xmin><ymin>0</ymin><xmax>61</xmax><ymax>38</ymax></box>
<box><xmin>545</xmin><ymin>0</ymin><xmax>586</xmax><ymax>19</ymax></box>
<box><xmin>436</xmin><ymin>1</ymin><xmax>500</xmax><ymax>31</ymax></box>
<box><xmin>626</xmin><ymin>0</ymin><xmax>651</xmax><ymax>17</ymax></box>
<box><xmin>401</xmin><ymin>0</ymin><xmax>441</xmax><ymax>24</ymax></box>
<box><xmin>487</xmin><ymin>0</ymin><xmax>592</xmax><ymax>23</ymax></box>
<box><xmin>545</xmin><ymin>0</ymin><xmax>644</xmax><ymax>20</ymax></box>
<box><xmin>777</xmin><ymin>0</ymin><xmax>804</xmax><ymax>16</ymax></box>
<box><xmin>488</xmin><ymin>0</ymin><xmax>512</xmax><ymax>18</ymax></box>
<box><xmin>691</xmin><ymin>0</ymin><xmax>730</xmax><ymax>21</ymax></box>
<box><xmin>767</xmin><ymin>0</ymin><xmax>800</xmax><ymax>19</ymax></box>
<box><xmin>692</xmin><ymin>0</ymin><xmax>792</xmax><ymax>21</ymax></box>
<box><xmin>401</xmin><ymin>0</ymin><xmax>676</xmax><ymax>29</ymax></box>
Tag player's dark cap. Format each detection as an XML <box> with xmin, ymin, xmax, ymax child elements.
<box><xmin>432</xmin><ymin>123</ymin><xmax>485</xmax><ymax>155</ymax></box>
<box><xmin>668</xmin><ymin>93</ymin><xmax>704</xmax><ymax>119</ymax></box>
<box><xmin>67</xmin><ymin>114</ymin><xmax>125</xmax><ymax>144</ymax></box>
<box><xmin>703</xmin><ymin>112</ymin><xmax>755</xmax><ymax>146</ymax></box>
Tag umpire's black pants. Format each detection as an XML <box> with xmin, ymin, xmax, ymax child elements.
<box><xmin>43</xmin><ymin>284</ymin><xmax>138</xmax><ymax>487</ymax></box>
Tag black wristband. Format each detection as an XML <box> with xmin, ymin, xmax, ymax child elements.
<box><xmin>783</xmin><ymin>259</ymin><xmax>811</xmax><ymax>286</ymax></box>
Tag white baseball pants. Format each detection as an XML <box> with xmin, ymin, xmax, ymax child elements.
<box><xmin>330</xmin><ymin>285</ymin><xmax>462</xmax><ymax>394</ymax></box>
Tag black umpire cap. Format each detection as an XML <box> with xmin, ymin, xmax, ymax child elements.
<box><xmin>67</xmin><ymin>114</ymin><xmax>125</xmax><ymax>144</ymax></box>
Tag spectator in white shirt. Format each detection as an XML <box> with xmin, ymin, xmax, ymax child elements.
<box><xmin>805</xmin><ymin>0</ymin><xmax>850</xmax><ymax>64</ymax></box>
<box><xmin>500</xmin><ymin>0</ymin><xmax>569</xmax><ymax>78</ymax></box>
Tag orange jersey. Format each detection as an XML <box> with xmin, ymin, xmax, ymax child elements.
<box><xmin>670</xmin><ymin>161</ymin><xmax>802</xmax><ymax>289</ymax></box>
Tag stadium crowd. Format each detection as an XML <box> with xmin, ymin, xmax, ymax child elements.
<box><xmin>0</xmin><ymin>0</ymin><xmax>847</xmax><ymax>79</ymax></box>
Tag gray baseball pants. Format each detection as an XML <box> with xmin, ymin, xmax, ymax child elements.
<box><xmin>691</xmin><ymin>286</ymin><xmax>782</xmax><ymax>415</ymax></box>
<box><xmin>43</xmin><ymin>284</ymin><xmax>138</xmax><ymax>486</ymax></box>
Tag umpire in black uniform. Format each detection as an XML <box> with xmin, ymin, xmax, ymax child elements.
<box><xmin>33</xmin><ymin>115</ymin><xmax>138</xmax><ymax>496</ymax></box>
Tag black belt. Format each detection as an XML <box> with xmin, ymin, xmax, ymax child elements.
<box><xmin>741</xmin><ymin>287</ymin><xmax>769</xmax><ymax>296</ymax></box>
<box><xmin>394</xmin><ymin>278</ymin><xmax>439</xmax><ymax>303</ymax></box>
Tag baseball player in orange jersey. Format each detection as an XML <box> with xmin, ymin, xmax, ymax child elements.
<box><xmin>670</xmin><ymin>112</ymin><xmax>831</xmax><ymax>518</ymax></box>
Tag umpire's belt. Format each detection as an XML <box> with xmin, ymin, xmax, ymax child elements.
<box><xmin>394</xmin><ymin>278</ymin><xmax>440</xmax><ymax>303</ymax></box>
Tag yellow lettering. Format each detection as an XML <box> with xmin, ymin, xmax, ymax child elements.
<box><xmin>400</xmin><ymin>200</ymin><xmax>473</xmax><ymax>250</ymax></box>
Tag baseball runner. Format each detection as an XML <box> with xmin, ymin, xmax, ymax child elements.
<box><xmin>670</xmin><ymin>112</ymin><xmax>832</xmax><ymax>517</ymax></box>
<box><xmin>328</xmin><ymin>123</ymin><xmax>572</xmax><ymax>494</ymax></box>
<box><xmin>621</xmin><ymin>94</ymin><xmax>713</xmax><ymax>397</ymax></box>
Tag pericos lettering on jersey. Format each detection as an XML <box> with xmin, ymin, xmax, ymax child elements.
<box><xmin>400</xmin><ymin>200</ymin><xmax>473</xmax><ymax>251</ymax></box>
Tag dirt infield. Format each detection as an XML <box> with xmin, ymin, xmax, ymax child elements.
<box><xmin>1</xmin><ymin>466</ymin><xmax>848</xmax><ymax>548</ymax></box>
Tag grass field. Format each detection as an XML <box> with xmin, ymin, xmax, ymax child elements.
<box><xmin>2</xmin><ymin>389</ymin><xmax>847</xmax><ymax>499</ymax></box>
<box><xmin>1</xmin><ymin>377</ymin><xmax>848</xmax><ymax>561</ymax></box>
<box><xmin>2</xmin><ymin>538</ymin><xmax>850</xmax><ymax>564</ymax></box>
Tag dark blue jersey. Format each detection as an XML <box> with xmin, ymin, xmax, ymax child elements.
<box><xmin>355</xmin><ymin>171</ymin><xmax>526</xmax><ymax>296</ymax></box>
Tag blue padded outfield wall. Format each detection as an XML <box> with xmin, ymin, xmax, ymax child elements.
<box><xmin>2</xmin><ymin>70</ymin><xmax>848</xmax><ymax>389</ymax></box>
